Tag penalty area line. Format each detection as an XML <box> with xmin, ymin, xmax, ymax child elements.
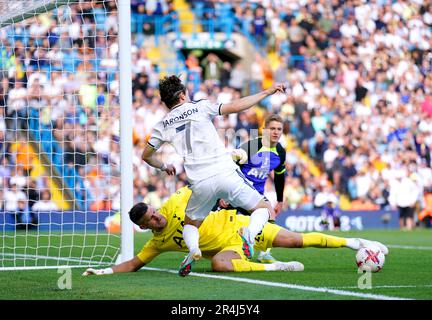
<box><xmin>142</xmin><ymin>266</ymin><xmax>412</xmax><ymax>300</ymax></box>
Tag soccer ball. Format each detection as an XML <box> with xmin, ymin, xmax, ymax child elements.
<box><xmin>356</xmin><ymin>246</ymin><xmax>385</xmax><ymax>273</ymax></box>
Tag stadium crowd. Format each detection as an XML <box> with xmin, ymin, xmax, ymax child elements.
<box><xmin>1</xmin><ymin>0</ymin><xmax>432</xmax><ymax>229</ymax></box>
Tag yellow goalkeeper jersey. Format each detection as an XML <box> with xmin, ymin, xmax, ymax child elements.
<box><xmin>137</xmin><ymin>187</ymin><xmax>280</xmax><ymax>264</ymax></box>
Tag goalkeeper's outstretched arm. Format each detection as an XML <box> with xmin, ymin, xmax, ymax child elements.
<box><xmin>82</xmin><ymin>256</ymin><xmax>145</xmax><ymax>276</ymax></box>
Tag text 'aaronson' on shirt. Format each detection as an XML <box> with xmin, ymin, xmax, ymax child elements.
<box><xmin>163</xmin><ymin>107</ymin><xmax>199</xmax><ymax>128</ymax></box>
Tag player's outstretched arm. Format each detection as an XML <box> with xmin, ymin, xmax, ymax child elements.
<box><xmin>82</xmin><ymin>256</ymin><xmax>145</xmax><ymax>276</ymax></box>
<box><xmin>142</xmin><ymin>144</ymin><xmax>176</xmax><ymax>175</ymax></box>
<box><xmin>219</xmin><ymin>84</ymin><xmax>285</xmax><ymax>115</ymax></box>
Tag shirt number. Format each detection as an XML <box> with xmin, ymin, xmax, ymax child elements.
<box><xmin>176</xmin><ymin>123</ymin><xmax>192</xmax><ymax>155</ymax></box>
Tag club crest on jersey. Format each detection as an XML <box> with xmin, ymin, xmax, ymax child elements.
<box><xmin>163</xmin><ymin>108</ymin><xmax>199</xmax><ymax>128</ymax></box>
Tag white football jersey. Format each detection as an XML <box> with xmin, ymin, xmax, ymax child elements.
<box><xmin>148</xmin><ymin>99</ymin><xmax>238</xmax><ymax>184</ymax></box>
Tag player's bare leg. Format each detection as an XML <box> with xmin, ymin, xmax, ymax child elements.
<box><xmin>271</xmin><ymin>229</ymin><xmax>303</xmax><ymax>248</ymax></box>
<box><xmin>239</xmin><ymin>199</ymin><xmax>274</xmax><ymax>259</ymax></box>
<box><xmin>179</xmin><ymin>216</ymin><xmax>203</xmax><ymax>277</ymax></box>
<box><xmin>211</xmin><ymin>251</ymin><xmax>241</xmax><ymax>272</ymax></box>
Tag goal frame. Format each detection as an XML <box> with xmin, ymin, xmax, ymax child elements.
<box><xmin>0</xmin><ymin>0</ymin><xmax>134</xmax><ymax>270</ymax></box>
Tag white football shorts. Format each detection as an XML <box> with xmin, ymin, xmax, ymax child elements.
<box><xmin>185</xmin><ymin>169</ymin><xmax>264</xmax><ymax>221</ymax></box>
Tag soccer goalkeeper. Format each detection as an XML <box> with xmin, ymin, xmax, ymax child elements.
<box><xmin>83</xmin><ymin>187</ymin><xmax>388</xmax><ymax>276</ymax></box>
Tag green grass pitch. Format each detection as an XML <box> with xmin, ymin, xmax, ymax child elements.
<box><xmin>0</xmin><ymin>229</ymin><xmax>431</xmax><ymax>300</ymax></box>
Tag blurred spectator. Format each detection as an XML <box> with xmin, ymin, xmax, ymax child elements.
<box><xmin>220</xmin><ymin>61</ymin><xmax>232</xmax><ymax>88</ymax></box>
<box><xmin>249</xmin><ymin>54</ymin><xmax>264</xmax><ymax>94</ymax></box>
<box><xmin>283</xmin><ymin>177</ymin><xmax>305</xmax><ymax>210</ymax></box>
<box><xmin>7</xmin><ymin>81</ymin><xmax>27</xmax><ymax>131</ymax></box>
<box><xmin>24</xmin><ymin>179</ymin><xmax>39</xmax><ymax>212</ymax></box>
<box><xmin>32</xmin><ymin>190</ymin><xmax>58</xmax><ymax>211</ymax></box>
<box><xmin>313</xmin><ymin>185</ymin><xmax>338</xmax><ymax>209</ymax></box>
<box><xmin>4</xmin><ymin>182</ymin><xmax>26</xmax><ymax>212</ymax></box>
<box><xmin>287</xmin><ymin>18</ymin><xmax>305</xmax><ymax>56</ymax></box>
<box><xmin>9</xmin><ymin>166</ymin><xmax>28</xmax><ymax>189</ymax></box>
<box><xmin>389</xmin><ymin>170</ymin><xmax>421</xmax><ymax>230</ymax></box>
<box><xmin>298</xmin><ymin>111</ymin><xmax>316</xmax><ymax>143</ymax></box>
<box><xmin>185</xmin><ymin>53</ymin><xmax>202</xmax><ymax>95</ymax></box>
<box><xmin>143</xmin><ymin>180</ymin><xmax>169</xmax><ymax>209</ymax></box>
<box><xmin>228</xmin><ymin>63</ymin><xmax>247</xmax><ymax>93</ymax></box>
<box><xmin>252</xmin><ymin>6</ymin><xmax>267</xmax><ymax>47</ymax></box>
<box><xmin>319</xmin><ymin>199</ymin><xmax>341</xmax><ymax>231</ymax></box>
<box><xmin>16</xmin><ymin>198</ymin><xmax>35</xmax><ymax>230</ymax></box>
<box><xmin>201</xmin><ymin>53</ymin><xmax>223</xmax><ymax>86</ymax></box>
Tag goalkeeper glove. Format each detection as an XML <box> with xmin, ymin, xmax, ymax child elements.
<box><xmin>82</xmin><ymin>267</ymin><xmax>113</xmax><ymax>276</ymax></box>
<box><xmin>231</xmin><ymin>149</ymin><xmax>248</xmax><ymax>165</ymax></box>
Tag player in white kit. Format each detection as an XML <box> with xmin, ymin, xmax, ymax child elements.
<box><xmin>142</xmin><ymin>75</ymin><xmax>286</xmax><ymax>276</ymax></box>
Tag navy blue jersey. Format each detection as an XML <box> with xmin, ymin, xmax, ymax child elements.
<box><xmin>238</xmin><ymin>138</ymin><xmax>286</xmax><ymax>200</ymax></box>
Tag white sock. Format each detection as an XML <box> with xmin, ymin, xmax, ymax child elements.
<box><xmin>346</xmin><ymin>238</ymin><xmax>360</xmax><ymax>250</ymax></box>
<box><xmin>247</xmin><ymin>208</ymin><xmax>270</xmax><ymax>242</ymax></box>
<box><xmin>183</xmin><ymin>224</ymin><xmax>200</xmax><ymax>253</ymax></box>
<box><xmin>264</xmin><ymin>263</ymin><xmax>278</xmax><ymax>271</ymax></box>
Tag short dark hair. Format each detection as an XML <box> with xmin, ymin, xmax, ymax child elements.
<box><xmin>265</xmin><ymin>114</ymin><xmax>283</xmax><ymax>127</ymax></box>
<box><xmin>159</xmin><ymin>75</ymin><xmax>186</xmax><ymax>109</ymax></box>
<box><xmin>128</xmin><ymin>202</ymin><xmax>148</xmax><ymax>225</ymax></box>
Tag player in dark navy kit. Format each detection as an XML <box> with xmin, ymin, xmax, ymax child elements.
<box><xmin>238</xmin><ymin>114</ymin><xmax>286</xmax><ymax>215</ymax></box>
<box><xmin>218</xmin><ymin>114</ymin><xmax>286</xmax><ymax>263</ymax></box>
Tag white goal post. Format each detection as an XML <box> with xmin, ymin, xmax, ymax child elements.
<box><xmin>0</xmin><ymin>0</ymin><xmax>133</xmax><ymax>270</ymax></box>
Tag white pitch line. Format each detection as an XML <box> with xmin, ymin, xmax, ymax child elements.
<box><xmin>331</xmin><ymin>285</ymin><xmax>432</xmax><ymax>289</ymax></box>
<box><xmin>0</xmin><ymin>254</ymin><xmax>422</xmax><ymax>300</ymax></box>
<box><xmin>142</xmin><ymin>267</ymin><xmax>412</xmax><ymax>301</ymax></box>
<box><xmin>388</xmin><ymin>245</ymin><xmax>432</xmax><ymax>250</ymax></box>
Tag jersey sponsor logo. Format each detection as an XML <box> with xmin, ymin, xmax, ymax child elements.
<box><xmin>172</xmin><ymin>214</ymin><xmax>185</xmax><ymax>248</ymax></box>
<box><xmin>163</xmin><ymin>107</ymin><xmax>199</xmax><ymax>128</ymax></box>
<box><xmin>247</xmin><ymin>167</ymin><xmax>269</xmax><ymax>180</ymax></box>
<box><xmin>246</xmin><ymin>153</ymin><xmax>272</xmax><ymax>180</ymax></box>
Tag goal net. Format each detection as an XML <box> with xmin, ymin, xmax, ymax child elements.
<box><xmin>0</xmin><ymin>0</ymin><xmax>127</xmax><ymax>270</ymax></box>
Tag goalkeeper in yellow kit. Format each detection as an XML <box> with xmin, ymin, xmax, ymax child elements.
<box><xmin>83</xmin><ymin>187</ymin><xmax>388</xmax><ymax>276</ymax></box>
